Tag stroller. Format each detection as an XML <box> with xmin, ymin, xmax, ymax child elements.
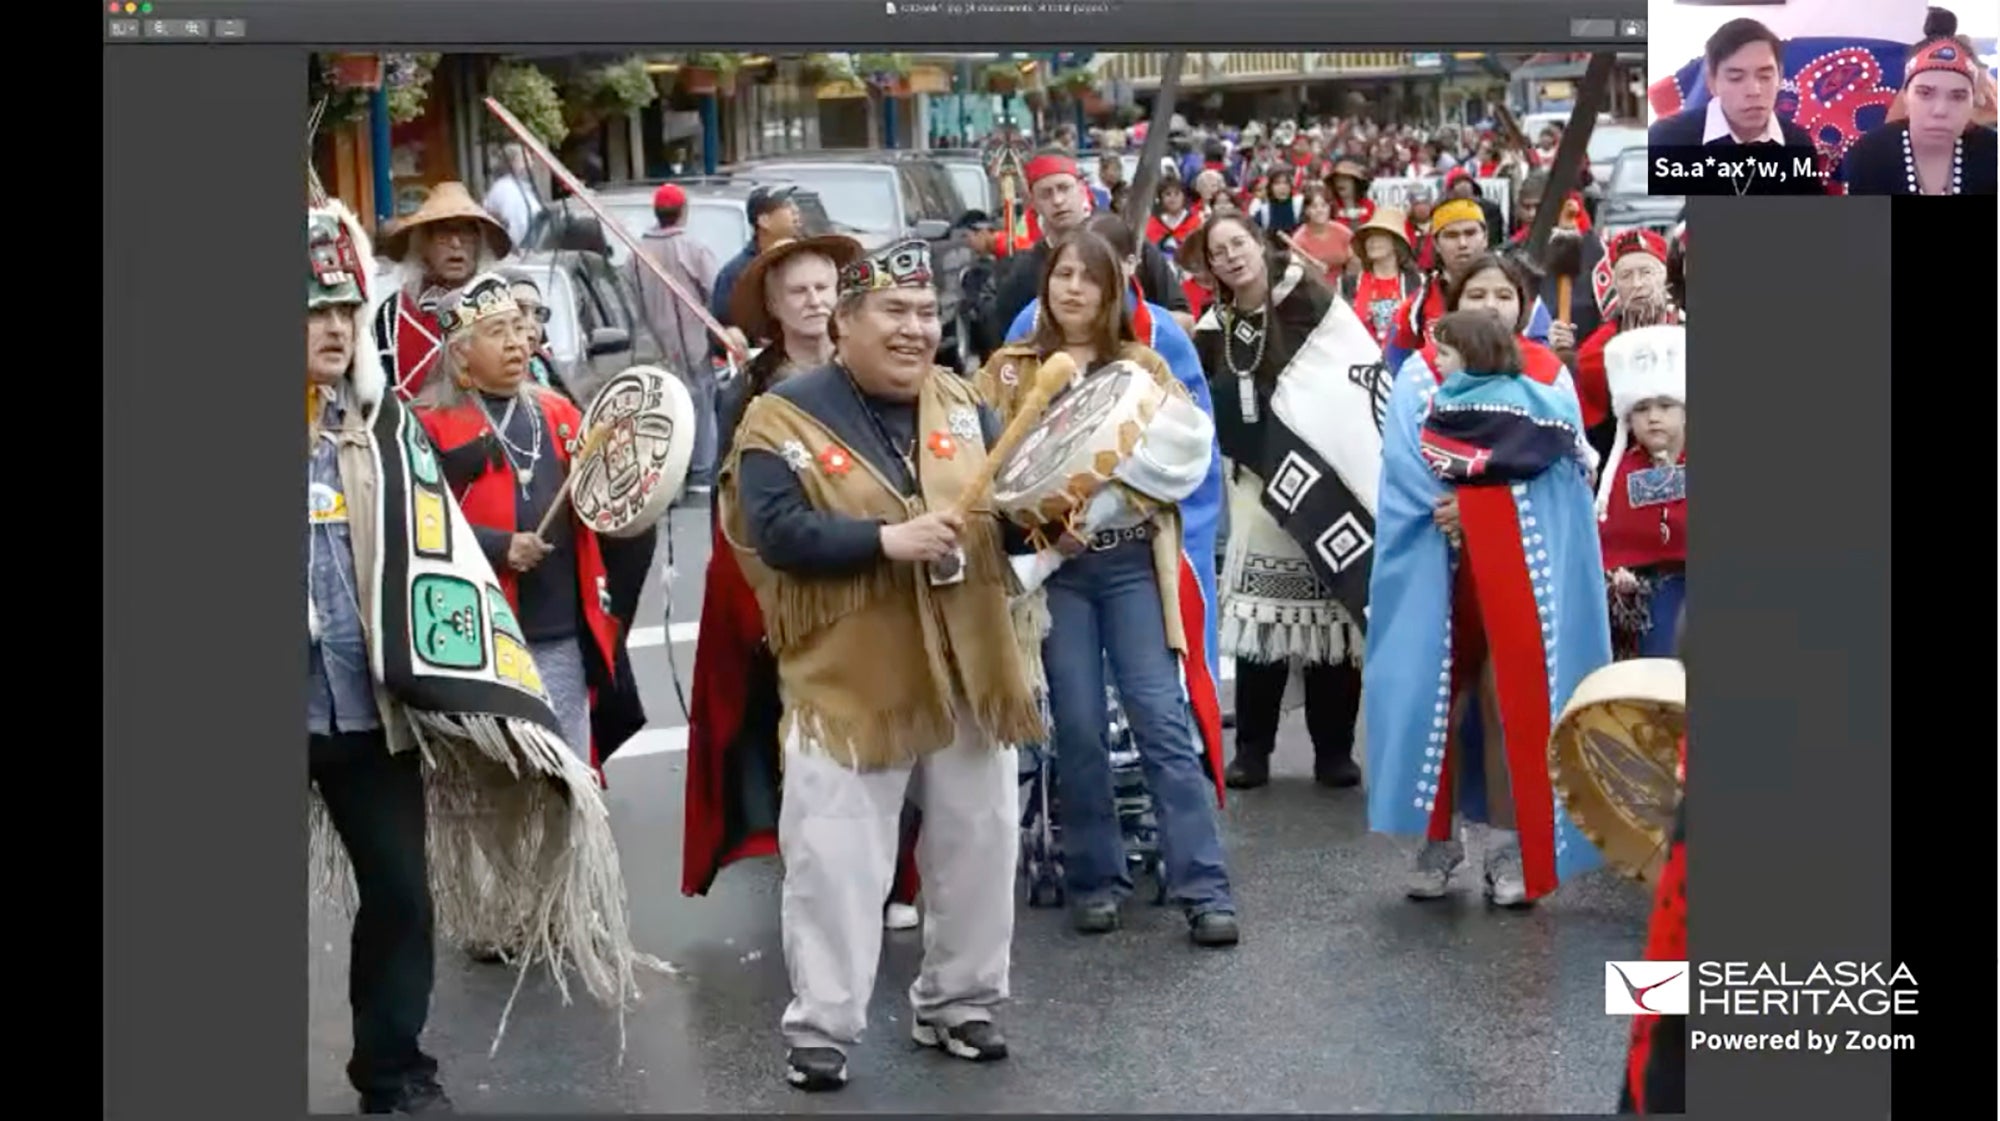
<box><xmin>1019</xmin><ymin>670</ymin><xmax>1169</xmax><ymax>909</ymax></box>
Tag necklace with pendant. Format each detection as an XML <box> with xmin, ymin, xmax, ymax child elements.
<box><xmin>480</xmin><ymin>394</ymin><xmax>543</xmax><ymax>494</ymax></box>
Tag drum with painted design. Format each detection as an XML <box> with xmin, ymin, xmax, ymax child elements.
<box><xmin>569</xmin><ymin>365</ymin><xmax>694</xmax><ymax>538</ymax></box>
<box><xmin>1547</xmin><ymin>657</ymin><xmax>1686</xmax><ymax>884</ymax></box>
<box><xmin>989</xmin><ymin>359</ymin><xmax>1169</xmax><ymax>529</ymax></box>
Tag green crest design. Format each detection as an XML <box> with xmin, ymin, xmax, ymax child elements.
<box><xmin>404</xmin><ymin>420</ymin><xmax>440</xmax><ymax>486</ymax></box>
<box><xmin>410</xmin><ymin>574</ymin><xmax>486</xmax><ymax>670</ymax></box>
<box><xmin>486</xmin><ymin>585</ymin><xmax>524</xmax><ymax>643</ymax></box>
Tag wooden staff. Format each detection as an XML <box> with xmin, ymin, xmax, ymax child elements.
<box><xmin>483</xmin><ymin>97</ymin><xmax>748</xmax><ymax>365</ymax></box>
<box><xmin>1279</xmin><ymin>230</ymin><xmax>1331</xmax><ymax>277</ymax></box>
<box><xmin>534</xmin><ymin>421</ymin><xmax>618</xmax><ymax>539</ymax></box>
<box><xmin>948</xmin><ymin>352</ymin><xmax>1077</xmax><ymax>519</ymax></box>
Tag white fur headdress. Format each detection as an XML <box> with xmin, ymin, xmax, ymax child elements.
<box><xmin>1596</xmin><ymin>323</ymin><xmax>1687</xmax><ymax>518</ymax></box>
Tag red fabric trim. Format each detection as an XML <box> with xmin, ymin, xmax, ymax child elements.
<box><xmin>681</xmin><ymin>520</ymin><xmax>768</xmax><ymax>895</ymax></box>
<box><xmin>1428</xmin><ymin>562</ymin><xmax>1490</xmax><ymax>840</ymax></box>
<box><xmin>393</xmin><ymin>293</ymin><xmax>442</xmax><ymax>402</ymax></box>
<box><xmin>1177</xmin><ymin>553</ymin><xmax>1227</xmax><ymax>806</ymax></box>
<box><xmin>1458</xmin><ymin>486</ymin><xmax>1561</xmax><ymax>899</ymax></box>
<box><xmin>1574</xmin><ymin>323</ymin><xmax>1617</xmax><ymax>429</ymax></box>
<box><xmin>1518</xmin><ymin>339</ymin><xmax>1564</xmax><ymax>387</ymax></box>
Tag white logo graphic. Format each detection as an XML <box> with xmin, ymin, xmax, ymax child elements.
<box><xmin>1606</xmin><ymin>961</ymin><xmax>1691</xmax><ymax>1015</ymax></box>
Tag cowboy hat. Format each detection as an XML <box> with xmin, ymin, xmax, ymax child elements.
<box><xmin>378</xmin><ymin>181</ymin><xmax>512</xmax><ymax>261</ymax></box>
<box><xmin>728</xmin><ymin>234</ymin><xmax>867</xmax><ymax>342</ymax></box>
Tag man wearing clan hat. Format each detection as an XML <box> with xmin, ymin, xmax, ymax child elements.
<box><xmin>720</xmin><ymin>237</ymin><xmax>1042</xmax><ymax>1091</ymax></box>
<box><xmin>307</xmin><ymin>206</ymin><xmax>653</xmax><ymax>1114</ymax></box>
<box><xmin>371</xmin><ymin>181</ymin><xmax>513</xmax><ymax>402</ymax></box>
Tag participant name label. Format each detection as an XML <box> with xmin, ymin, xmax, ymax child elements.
<box><xmin>1646</xmin><ymin>145</ymin><xmax>1830</xmax><ymax>196</ymax></box>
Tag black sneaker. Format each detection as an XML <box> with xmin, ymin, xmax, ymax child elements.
<box><xmin>1190</xmin><ymin>911</ymin><xmax>1240</xmax><ymax>947</ymax></box>
<box><xmin>1223</xmin><ymin>753</ymin><xmax>1270</xmax><ymax>789</ymax></box>
<box><xmin>785</xmin><ymin>1047</ymin><xmax>848</xmax><ymax>1092</ymax></box>
<box><xmin>359</xmin><ymin>1073</ymin><xmax>454</xmax><ymax>1114</ymax></box>
<box><xmin>1314</xmin><ymin>756</ymin><xmax>1362</xmax><ymax>788</ymax></box>
<box><xmin>914</xmin><ymin>1019</ymin><xmax>1009</xmax><ymax>1062</ymax></box>
<box><xmin>1070</xmin><ymin>900</ymin><xmax>1119</xmax><ymax>934</ymax></box>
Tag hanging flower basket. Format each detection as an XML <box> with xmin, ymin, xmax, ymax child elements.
<box><xmin>382</xmin><ymin>53</ymin><xmax>442</xmax><ymax>125</ymax></box>
<box><xmin>796</xmin><ymin>53</ymin><xmax>852</xmax><ymax>87</ymax></box>
<box><xmin>329</xmin><ymin>53</ymin><xmax>384</xmax><ymax>91</ymax></box>
<box><xmin>681</xmin><ymin>67</ymin><xmax>719</xmax><ymax>95</ymax></box>
<box><xmin>982</xmin><ymin>62</ymin><xmax>1022</xmax><ymax>96</ymax></box>
<box><xmin>1053</xmin><ymin>69</ymin><xmax>1097</xmax><ymax>100</ymax></box>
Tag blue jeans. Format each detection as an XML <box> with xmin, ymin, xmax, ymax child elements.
<box><xmin>1640</xmin><ymin>571</ymin><xmax>1687</xmax><ymax>658</ymax></box>
<box><xmin>1043</xmin><ymin>538</ymin><xmax>1235</xmax><ymax>915</ymax></box>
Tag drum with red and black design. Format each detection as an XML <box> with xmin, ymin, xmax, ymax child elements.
<box><xmin>568</xmin><ymin>365</ymin><xmax>696</xmax><ymax>538</ymax></box>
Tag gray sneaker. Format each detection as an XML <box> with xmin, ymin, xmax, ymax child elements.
<box><xmin>1484</xmin><ymin>833</ymin><xmax>1532</xmax><ymax>908</ymax></box>
<box><xmin>1404</xmin><ymin>838</ymin><xmax>1465</xmax><ymax>899</ymax></box>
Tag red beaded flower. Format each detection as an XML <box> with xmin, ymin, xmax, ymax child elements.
<box><xmin>926</xmin><ymin>430</ymin><xmax>957</xmax><ymax>460</ymax></box>
<box><xmin>818</xmin><ymin>445</ymin><xmax>853</xmax><ymax>476</ymax></box>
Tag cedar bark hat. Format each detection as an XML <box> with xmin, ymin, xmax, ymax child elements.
<box><xmin>378</xmin><ymin>181</ymin><xmax>512</xmax><ymax>261</ymax></box>
<box><xmin>728</xmin><ymin>234</ymin><xmax>866</xmax><ymax>341</ymax></box>
<box><xmin>1352</xmin><ymin>206</ymin><xmax>1414</xmax><ymax>259</ymax></box>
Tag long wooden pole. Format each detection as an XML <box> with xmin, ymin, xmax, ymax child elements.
<box><xmin>1123</xmin><ymin>52</ymin><xmax>1188</xmax><ymax>242</ymax></box>
<box><xmin>482</xmin><ymin>97</ymin><xmax>748</xmax><ymax>365</ymax></box>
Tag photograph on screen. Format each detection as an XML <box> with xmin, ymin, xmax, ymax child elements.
<box><xmin>302</xmin><ymin>44</ymin><xmax>1694</xmax><ymax>1116</ymax></box>
<box><xmin>1645</xmin><ymin>0</ymin><xmax>1997</xmax><ymax>193</ymax></box>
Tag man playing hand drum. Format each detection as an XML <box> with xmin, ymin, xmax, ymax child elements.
<box><xmin>719</xmin><ymin>239</ymin><xmax>1044</xmax><ymax>1092</ymax></box>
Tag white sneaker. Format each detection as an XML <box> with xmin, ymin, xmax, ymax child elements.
<box><xmin>885</xmin><ymin>902</ymin><xmax>921</xmax><ymax>930</ymax></box>
<box><xmin>1484</xmin><ymin>831</ymin><xmax>1532</xmax><ymax>908</ymax></box>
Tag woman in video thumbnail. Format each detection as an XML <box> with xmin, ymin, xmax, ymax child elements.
<box><xmin>1835</xmin><ymin>19</ymin><xmax>1998</xmax><ymax>195</ymax></box>
<box><xmin>1364</xmin><ymin>252</ymin><xmax>1612</xmax><ymax>909</ymax></box>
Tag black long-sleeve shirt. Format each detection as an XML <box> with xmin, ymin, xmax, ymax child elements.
<box><xmin>464</xmin><ymin>392</ymin><xmax>580</xmax><ymax>643</ymax></box>
<box><xmin>734</xmin><ymin>364</ymin><xmax>1025</xmax><ymax>576</ymax></box>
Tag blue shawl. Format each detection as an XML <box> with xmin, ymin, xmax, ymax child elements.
<box><xmin>1363</xmin><ymin>351</ymin><xmax>1612</xmax><ymax>887</ymax></box>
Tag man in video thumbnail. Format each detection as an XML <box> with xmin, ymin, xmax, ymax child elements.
<box><xmin>1648</xmin><ymin>19</ymin><xmax>1817</xmax><ymax>155</ymax></box>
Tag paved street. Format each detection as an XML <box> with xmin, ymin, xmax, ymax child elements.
<box><xmin>310</xmin><ymin>501</ymin><xmax>1651</xmax><ymax>1114</ymax></box>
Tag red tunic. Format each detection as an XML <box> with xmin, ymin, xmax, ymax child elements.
<box><xmin>1599</xmin><ymin>446</ymin><xmax>1687</xmax><ymax>572</ymax></box>
<box><xmin>388</xmin><ymin>292</ymin><xmax>444</xmax><ymax>402</ymax></box>
<box><xmin>416</xmin><ymin>393</ymin><xmax>624</xmax><ymax>775</ymax></box>
<box><xmin>1144</xmin><ymin>206</ymin><xmax>1204</xmax><ymax>255</ymax></box>
<box><xmin>1351</xmin><ymin>270</ymin><xmax>1412</xmax><ymax>350</ymax></box>
<box><xmin>1573</xmin><ymin>322</ymin><xmax>1618</xmax><ymax>430</ymax></box>
<box><xmin>1390</xmin><ymin>277</ymin><xmax>1450</xmax><ymax>354</ymax></box>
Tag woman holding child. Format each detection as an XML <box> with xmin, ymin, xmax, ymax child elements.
<box><xmin>1363</xmin><ymin>253</ymin><xmax>1613</xmax><ymax>908</ymax></box>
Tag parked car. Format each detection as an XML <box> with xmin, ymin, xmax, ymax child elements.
<box><xmin>730</xmin><ymin>152</ymin><xmax>977</xmax><ymax>368</ymax></box>
<box><xmin>1594</xmin><ymin>147</ymin><xmax>1684</xmax><ymax>241</ymax></box>
<box><xmin>913</xmin><ymin>148</ymin><xmax>999</xmax><ymax>214</ymax></box>
<box><xmin>570</xmin><ymin>177</ymin><xmax>840</xmax><ymax>273</ymax></box>
<box><xmin>1585</xmin><ymin>122</ymin><xmax>1651</xmax><ymax>198</ymax></box>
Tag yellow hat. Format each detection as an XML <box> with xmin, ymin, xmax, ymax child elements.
<box><xmin>1429</xmin><ymin>198</ymin><xmax>1485</xmax><ymax>235</ymax></box>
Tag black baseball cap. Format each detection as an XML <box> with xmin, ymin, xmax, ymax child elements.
<box><xmin>747</xmin><ymin>184</ymin><xmax>799</xmax><ymax>222</ymax></box>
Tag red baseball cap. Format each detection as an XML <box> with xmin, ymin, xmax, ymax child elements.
<box><xmin>653</xmin><ymin>183</ymin><xmax>687</xmax><ymax>210</ymax></box>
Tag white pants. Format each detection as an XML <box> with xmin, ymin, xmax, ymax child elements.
<box><xmin>778</xmin><ymin>701</ymin><xmax>1019</xmax><ymax>1052</ymax></box>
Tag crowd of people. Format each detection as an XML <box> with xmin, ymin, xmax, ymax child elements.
<box><xmin>305</xmin><ymin>86</ymin><xmax>1692</xmax><ymax>1110</ymax></box>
